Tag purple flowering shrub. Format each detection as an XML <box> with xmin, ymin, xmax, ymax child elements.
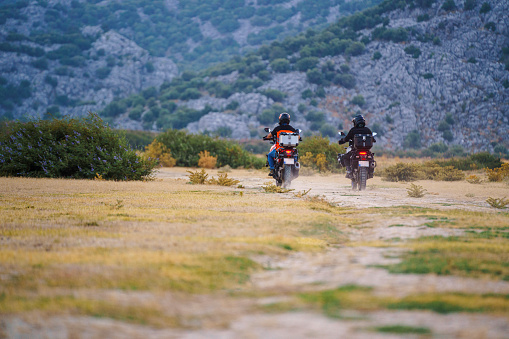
<box><xmin>0</xmin><ymin>113</ymin><xmax>157</xmax><ymax>180</ymax></box>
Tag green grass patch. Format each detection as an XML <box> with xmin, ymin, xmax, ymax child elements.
<box><xmin>299</xmin><ymin>285</ymin><xmax>379</xmax><ymax>318</ymax></box>
<box><xmin>0</xmin><ymin>294</ymin><xmax>178</xmax><ymax>328</ymax></box>
<box><xmin>295</xmin><ymin>285</ymin><xmax>509</xmax><ymax>318</ymax></box>
<box><xmin>0</xmin><ymin>250</ymin><xmax>260</xmax><ymax>293</ymax></box>
<box><xmin>374</xmin><ymin>325</ymin><xmax>431</xmax><ymax>335</ymax></box>
<box><xmin>382</xmin><ymin>234</ymin><xmax>509</xmax><ymax>280</ymax></box>
<box><xmin>368</xmin><ymin>207</ymin><xmax>509</xmax><ymax>230</ymax></box>
<box><xmin>388</xmin><ymin>293</ymin><xmax>509</xmax><ymax>314</ymax></box>
<box><xmin>300</xmin><ymin>219</ymin><xmax>345</xmax><ymax>243</ymax></box>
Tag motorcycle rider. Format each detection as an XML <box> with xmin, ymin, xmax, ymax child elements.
<box><xmin>338</xmin><ymin>114</ymin><xmax>376</xmax><ymax>177</ymax></box>
<box><xmin>264</xmin><ymin>112</ymin><xmax>299</xmax><ymax>177</ymax></box>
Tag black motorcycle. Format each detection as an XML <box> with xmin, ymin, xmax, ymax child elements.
<box><xmin>337</xmin><ymin>132</ymin><xmax>377</xmax><ymax>190</ymax></box>
<box><xmin>263</xmin><ymin>128</ymin><xmax>301</xmax><ymax>188</ymax></box>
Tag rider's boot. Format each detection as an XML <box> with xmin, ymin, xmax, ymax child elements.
<box><xmin>345</xmin><ymin>165</ymin><xmax>352</xmax><ymax>179</ymax></box>
<box><xmin>269</xmin><ymin>169</ymin><xmax>274</xmax><ymax>177</ymax></box>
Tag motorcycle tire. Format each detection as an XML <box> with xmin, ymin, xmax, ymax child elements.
<box><xmin>283</xmin><ymin>165</ymin><xmax>292</xmax><ymax>188</ymax></box>
<box><xmin>359</xmin><ymin>167</ymin><xmax>367</xmax><ymax>191</ymax></box>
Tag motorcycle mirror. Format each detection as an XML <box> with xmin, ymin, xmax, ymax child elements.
<box><xmin>373</xmin><ymin>132</ymin><xmax>377</xmax><ymax>136</ymax></box>
<box><xmin>338</xmin><ymin>131</ymin><xmax>345</xmax><ymax>136</ymax></box>
<box><xmin>298</xmin><ymin>129</ymin><xmax>302</xmax><ymax>134</ymax></box>
<box><xmin>264</xmin><ymin>127</ymin><xmax>270</xmax><ymax>133</ymax></box>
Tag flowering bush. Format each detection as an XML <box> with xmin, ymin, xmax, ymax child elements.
<box><xmin>0</xmin><ymin>113</ymin><xmax>156</xmax><ymax>180</ymax></box>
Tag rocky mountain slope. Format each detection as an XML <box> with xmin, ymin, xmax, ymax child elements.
<box><xmin>0</xmin><ymin>0</ymin><xmax>379</xmax><ymax>121</ymax></box>
<box><xmin>1</xmin><ymin>0</ymin><xmax>508</xmax><ymax>152</ymax></box>
<box><xmin>112</xmin><ymin>0</ymin><xmax>507</xmax><ymax>152</ymax></box>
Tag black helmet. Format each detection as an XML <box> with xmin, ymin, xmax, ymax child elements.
<box><xmin>352</xmin><ymin>114</ymin><xmax>365</xmax><ymax>128</ymax></box>
<box><xmin>279</xmin><ymin>112</ymin><xmax>290</xmax><ymax>124</ymax></box>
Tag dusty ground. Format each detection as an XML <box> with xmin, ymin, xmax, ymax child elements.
<box><xmin>2</xmin><ymin>167</ymin><xmax>509</xmax><ymax>338</ymax></box>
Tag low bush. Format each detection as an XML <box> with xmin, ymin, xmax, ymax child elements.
<box><xmin>207</xmin><ymin>172</ymin><xmax>240</xmax><ymax>186</ymax></box>
<box><xmin>407</xmin><ymin>183</ymin><xmax>426</xmax><ymax>198</ymax></box>
<box><xmin>466</xmin><ymin>174</ymin><xmax>482</xmax><ymax>184</ymax></box>
<box><xmin>298</xmin><ymin>135</ymin><xmax>342</xmax><ymax>172</ymax></box>
<box><xmin>381</xmin><ymin>163</ymin><xmax>421</xmax><ymax>182</ymax></box>
<box><xmin>381</xmin><ymin>161</ymin><xmax>465</xmax><ymax>182</ymax></box>
<box><xmin>198</xmin><ymin>150</ymin><xmax>217</xmax><ymax>169</ymax></box>
<box><xmin>156</xmin><ymin>129</ymin><xmax>264</xmax><ymax>169</ymax></box>
<box><xmin>486</xmin><ymin>197</ymin><xmax>509</xmax><ymax>209</ymax></box>
<box><xmin>120</xmin><ymin>130</ymin><xmax>158</xmax><ymax>150</ymax></box>
<box><xmin>143</xmin><ymin>140</ymin><xmax>176</xmax><ymax>167</ymax></box>
<box><xmin>0</xmin><ymin>113</ymin><xmax>156</xmax><ymax>180</ymax></box>
<box><xmin>436</xmin><ymin>153</ymin><xmax>501</xmax><ymax>170</ymax></box>
<box><xmin>420</xmin><ymin>163</ymin><xmax>465</xmax><ymax>181</ymax></box>
<box><xmin>186</xmin><ymin>169</ymin><xmax>240</xmax><ymax>186</ymax></box>
<box><xmin>187</xmin><ymin>169</ymin><xmax>209</xmax><ymax>184</ymax></box>
<box><xmin>485</xmin><ymin>163</ymin><xmax>509</xmax><ymax>182</ymax></box>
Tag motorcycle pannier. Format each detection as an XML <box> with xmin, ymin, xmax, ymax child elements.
<box><xmin>279</xmin><ymin>132</ymin><xmax>299</xmax><ymax>146</ymax></box>
<box><xmin>353</xmin><ymin>134</ymin><xmax>373</xmax><ymax>149</ymax></box>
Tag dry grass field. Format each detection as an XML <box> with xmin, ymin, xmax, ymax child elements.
<box><xmin>1</xmin><ymin>166</ymin><xmax>509</xmax><ymax>338</ymax></box>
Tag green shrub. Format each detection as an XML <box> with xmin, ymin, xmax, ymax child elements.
<box><xmin>442</xmin><ymin>130</ymin><xmax>453</xmax><ymax>141</ymax></box>
<box><xmin>464</xmin><ymin>0</ymin><xmax>476</xmax><ymax>11</ymax></box>
<box><xmin>296</xmin><ymin>57</ymin><xmax>319</xmax><ymax>72</ymax></box>
<box><xmin>345</xmin><ymin>41</ymin><xmax>365</xmax><ymax>56</ymax></box>
<box><xmin>480</xmin><ymin>2</ymin><xmax>491</xmax><ymax>14</ymax></box>
<box><xmin>156</xmin><ymin>129</ymin><xmax>264</xmax><ymax>169</ymax></box>
<box><xmin>120</xmin><ymin>130</ymin><xmax>159</xmax><ymax>150</ymax></box>
<box><xmin>301</xmin><ymin>89</ymin><xmax>314</xmax><ymax>99</ymax></box>
<box><xmin>96</xmin><ymin>67</ymin><xmax>111</xmax><ymax>79</ymax></box>
<box><xmin>438</xmin><ymin>120</ymin><xmax>450</xmax><ymax>132</ymax></box>
<box><xmin>306</xmin><ymin>68</ymin><xmax>324</xmax><ymax>85</ymax></box>
<box><xmin>435</xmin><ymin>152</ymin><xmax>502</xmax><ymax>170</ymax></box>
<box><xmin>381</xmin><ymin>163</ymin><xmax>421</xmax><ymax>182</ymax></box>
<box><xmin>319</xmin><ymin>124</ymin><xmax>337</xmax><ymax>138</ymax></box>
<box><xmin>404</xmin><ymin>45</ymin><xmax>421</xmax><ymax>58</ymax></box>
<box><xmin>259</xmin><ymin>109</ymin><xmax>278</xmax><ymax>125</ymax></box>
<box><xmin>420</xmin><ymin>163</ymin><xmax>464</xmax><ymax>181</ymax></box>
<box><xmin>403</xmin><ymin>130</ymin><xmax>421</xmax><ymax>149</ymax></box>
<box><xmin>262</xmin><ymin>89</ymin><xmax>286</xmax><ymax>102</ymax></box>
<box><xmin>270</xmin><ymin>58</ymin><xmax>290</xmax><ymax>73</ymax></box>
<box><xmin>333</xmin><ymin>73</ymin><xmax>356</xmax><ymax>89</ymax></box>
<box><xmin>0</xmin><ymin>113</ymin><xmax>156</xmax><ymax>180</ymax></box>
<box><xmin>442</xmin><ymin>0</ymin><xmax>456</xmax><ymax>11</ymax></box>
<box><xmin>351</xmin><ymin>95</ymin><xmax>365</xmax><ymax>107</ymax></box>
<box><xmin>128</xmin><ymin>106</ymin><xmax>144</xmax><ymax>121</ymax></box>
<box><xmin>298</xmin><ymin>135</ymin><xmax>342</xmax><ymax>172</ymax></box>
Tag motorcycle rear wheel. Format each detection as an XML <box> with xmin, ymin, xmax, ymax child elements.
<box><xmin>359</xmin><ymin>167</ymin><xmax>367</xmax><ymax>191</ymax></box>
<box><xmin>283</xmin><ymin>166</ymin><xmax>292</xmax><ymax>188</ymax></box>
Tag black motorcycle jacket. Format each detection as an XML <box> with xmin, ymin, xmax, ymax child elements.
<box><xmin>271</xmin><ymin>123</ymin><xmax>298</xmax><ymax>136</ymax></box>
<box><xmin>339</xmin><ymin>126</ymin><xmax>375</xmax><ymax>145</ymax></box>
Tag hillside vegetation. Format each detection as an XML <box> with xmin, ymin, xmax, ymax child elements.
<box><xmin>100</xmin><ymin>0</ymin><xmax>508</xmax><ymax>153</ymax></box>
<box><xmin>1</xmin><ymin>0</ymin><xmax>507</xmax><ymax>153</ymax></box>
<box><xmin>0</xmin><ymin>0</ymin><xmax>380</xmax><ymax>120</ymax></box>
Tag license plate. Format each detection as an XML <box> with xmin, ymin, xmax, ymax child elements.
<box><xmin>358</xmin><ymin>161</ymin><xmax>369</xmax><ymax>167</ymax></box>
<box><xmin>284</xmin><ymin>158</ymin><xmax>295</xmax><ymax>165</ymax></box>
